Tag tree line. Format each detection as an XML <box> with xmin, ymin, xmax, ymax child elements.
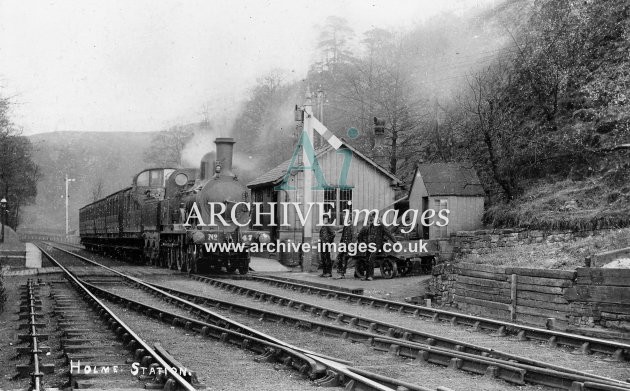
<box><xmin>0</xmin><ymin>96</ymin><xmax>39</xmax><ymax>230</ymax></box>
<box><xmin>228</xmin><ymin>0</ymin><xmax>630</xmax><ymax>207</ymax></box>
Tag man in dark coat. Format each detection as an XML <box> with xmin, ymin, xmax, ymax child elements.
<box><xmin>357</xmin><ymin>214</ymin><xmax>397</xmax><ymax>281</ymax></box>
<box><xmin>319</xmin><ymin>216</ymin><xmax>335</xmax><ymax>277</ymax></box>
<box><xmin>335</xmin><ymin>211</ymin><xmax>354</xmax><ymax>279</ymax></box>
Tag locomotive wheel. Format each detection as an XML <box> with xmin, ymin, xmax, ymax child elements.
<box><xmin>158</xmin><ymin>248</ymin><xmax>166</xmax><ymax>268</ymax></box>
<box><xmin>226</xmin><ymin>263</ymin><xmax>237</xmax><ymax>274</ymax></box>
<box><xmin>237</xmin><ymin>265</ymin><xmax>249</xmax><ymax>275</ymax></box>
<box><xmin>397</xmin><ymin>259</ymin><xmax>412</xmax><ymax>276</ymax></box>
<box><xmin>155</xmin><ymin>247</ymin><xmax>161</xmax><ymax>267</ymax></box>
<box><xmin>353</xmin><ymin>257</ymin><xmax>367</xmax><ymax>279</ymax></box>
<box><xmin>187</xmin><ymin>245</ymin><xmax>198</xmax><ymax>274</ymax></box>
<box><xmin>176</xmin><ymin>247</ymin><xmax>187</xmax><ymax>272</ymax></box>
<box><xmin>167</xmin><ymin>247</ymin><xmax>175</xmax><ymax>269</ymax></box>
<box><xmin>380</xmin><ymin>258</ymin><xmax>398</xmax><ymax>279</ymax></box>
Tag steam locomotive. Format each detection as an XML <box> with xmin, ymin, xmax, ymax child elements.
<box><xmin>78</xmin><ymin>137</ymin><xmax>270</xmax><ymax>274</ymax></box>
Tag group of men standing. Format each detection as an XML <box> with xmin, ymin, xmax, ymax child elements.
<box><xmin>318</xmin><ymin>212</ymin><xmax>397</xmax><ymax>281</ymax></box>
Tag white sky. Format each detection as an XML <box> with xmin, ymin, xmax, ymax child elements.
<box><xmin>0</xmin><ymin>0</ymin><xmax>486</xmax><ymax>135</ymax></box>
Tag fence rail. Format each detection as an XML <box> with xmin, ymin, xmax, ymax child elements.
<box><xmin>17</xmin><ymin>233</ymin><xmax>80</xmax><ymax>245</ymax></box>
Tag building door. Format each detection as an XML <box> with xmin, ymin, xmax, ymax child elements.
<box><xmin>422</xmin><ymin>197</ymin><xmax>430</xmax><ymax>239</ymax></box>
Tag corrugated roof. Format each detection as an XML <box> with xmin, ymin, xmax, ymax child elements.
<box><xmin>247</xmin><ymin>141</ymin><xmax>401</xmax><ymax>188</ymax></box>
<box><xmin>415</xmin><ymin>163</ymin><xmax>485</xmax><ymax>196</ymax></box>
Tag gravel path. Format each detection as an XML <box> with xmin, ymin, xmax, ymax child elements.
<box><xmin>141</xmin><ymin>276</ymin><xmax>630</xmax><ymax>382</ymax></box>
<box><xmin>97</xmin><ymin>283</ymin><xmax>554</xmax><ymax>391</ymax></box>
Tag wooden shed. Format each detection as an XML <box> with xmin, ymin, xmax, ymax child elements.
<box><xmin>408</xmin><ymin>163</ymin><xmax>485</xmax><ymax>239</ymax></box>
<box><xmin>247</xmin><ymin>142</ymin><xmax>403</xmax><ymax>242</ymax></box>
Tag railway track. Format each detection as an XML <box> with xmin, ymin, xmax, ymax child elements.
<box><xmin>15</xmin><ymin>279</ymin><xmax>52</xmax><ymax>390</ymax></box>
<box><xmin>46</xmin><ymin>243</ymin><xmax>630</xmax><ymax>390</ymax></box>
<box><xmin>33</xmin><ymin>245</ymin><xmax>198</xmax><ymax>391</ymax></box>
<box><xmin>232</xmin><ymin>273</ymin><xmax>630</xmax><ymax>361</ymax></box>
<box><xmin>40</xmin><ymin>243</ymin><xmax>455</xmax><ymax>391</ymax></box>
<box><xmin>53</xmin><ymin>241</ymin><xmax>630</xmax><ymax>363</ymax></box>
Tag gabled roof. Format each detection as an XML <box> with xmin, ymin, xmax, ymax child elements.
<box><xmin>412</xmin><ymin>163</ymin><xmax>485</xmax><ymax>197</ymax></box>
<box><xmin>247</xmin><ymin>141</ymin><xmax>402</xmax><ymax>188</ymax></box>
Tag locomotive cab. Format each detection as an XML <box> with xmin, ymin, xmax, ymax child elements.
<box><xmin>133</xmin><ymin>168</ymin><xmax>176</xmax><ymax>200</ymax></box>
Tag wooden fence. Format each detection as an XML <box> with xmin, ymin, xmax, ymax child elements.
<box><xmin>452</xmin><ymin>263</ymin><xmax>630</xmax><ymax>334</ymax></box>
<box><xmin>567</xmin><ymin>268</ymin><xmax>630</xmax><ymax>332</ymax></box>
<box><xmin>453</xmin><ymin>263</ymin><xmax>575</xmax><ymax>327</ymax></box>
<box><xmin>18</xmin><ymin>233</ymin><xmax>81</xmax><ymax>245</ymax></box>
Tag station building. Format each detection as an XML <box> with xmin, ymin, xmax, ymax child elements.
<box><xmin>407</xmin><ymin>163</ymin><xmax>485</xmax><ymax>239</ymax></box>
<box><xmin>247</xmin><ymin>141</ymin><xmax>404</xmax><ymax>244</ymax></box>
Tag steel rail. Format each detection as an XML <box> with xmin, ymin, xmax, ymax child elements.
<box><xmin>139</xmin><ymin>279</ymin><xmax>630</xmax><ymax>390</ymax></box>
<box><xmin>45</xmin><ymin>245</ymin><xmax>630</xmax><ymax>390</ymax></box>
<box><xmin>81</xmin><ymin>280</ymin><xmax>448</xmax><ymax>391</ymax></box>
<box><xmin>27</xmin><ymin>280</ymin><xmax>42</xmax><ymax>391</ymax></box>
<box><xmin>44</xmin><ymin>244</ymin><xmax>406</xmax><ymax>391</ymax></box>
<box><xmin>47</xmin><ymin>240</ymin><xmax>630</xmax><ymax>359</ymax></box>
<box><xmin>240</xmin><ymin>273</ymin><xmax>630</xmax><ymax>360</ymax></box>
<box><xmin>82</xmin><ymin>282</ymin><xmax>329</xmax><ymax>377</ymax></box>
<box><xmin>48</xmin><ymin>244</ymin><xmax>630</xmax><ymax>390</ymax></box>
<box><xmin>36</xmin><ymin>245</ymin><xmax>196</xmax><ymax>391</ymax></box>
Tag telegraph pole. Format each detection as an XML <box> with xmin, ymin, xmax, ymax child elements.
<box><xmin>302</xmin><ymin>89</ymin><xmax>314</xmax><ymax>272</ymax></box>
<box><xmin>0</xmin><ymin>198</ymin><xmax>6</xmax><ymax>244</ymax></box>
<box><xmin>65</xmin><ymin>174</ymin><xmax>75</xmax><ymax>235</ymax></box>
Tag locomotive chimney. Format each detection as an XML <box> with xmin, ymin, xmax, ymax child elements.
<box><xmin>214</xmin><ymin>137</ymin><xmax>235</xmax><ymax>177</ymax></box>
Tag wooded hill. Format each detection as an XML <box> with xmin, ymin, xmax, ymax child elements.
<box><xmin>15</xmin><ymin>0</ymin><xmax>630</xmax><ymax>233</ymax></box>
<box><xmin>229</xmin><ymin>0</ymin><xmax>630</xmax><ymax>231</ymax></box>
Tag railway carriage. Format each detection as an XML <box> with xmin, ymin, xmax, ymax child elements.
<box><xmin>79</xmin><ymin>138</ymin><xmax>269</xmax><ymax>274</ymax></box>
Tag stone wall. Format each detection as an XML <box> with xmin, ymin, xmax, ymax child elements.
<box><xmin>428</xmin><ymin>228</ymin><xmax>603</xmax><ymax>305</ymax></box>
<box><xmin>451</xmin><ymin>228</ymin><xmax>599</xmax><ymax>256</ymax></box>
<box><xmin>428</xmin><ymin>262</ymin><xmax>455</xmax><ymax>305</ymax></box>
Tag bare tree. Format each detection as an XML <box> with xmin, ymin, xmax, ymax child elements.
<box><xmin>91</xmin><ymin>177</ymin><xmax>104</xmax><ymax>202</ymax></box>
<box><xmin>143</xmin><ymin>125</ymin><xmax>194</xmax><ymax>168</ymax></box>
<box><xmin>0</xmin><ymin>97</ymin><xmax>40</xmax><ymax>228</ymax></box>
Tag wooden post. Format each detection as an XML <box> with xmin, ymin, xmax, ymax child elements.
<box><xmin>510</xmin><ymin>273</ymin><xmax>517</xmax><ymax>321</ymax></box>
<box><xmin>302</xmin><ymin>90</ymin><xmax>315</xmax><ymax>272</ymax></box>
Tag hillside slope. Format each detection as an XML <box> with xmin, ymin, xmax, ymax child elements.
<box><xmin>21</xmin><ymin>131</ymin><xmax>153</xmax><ymax>231</ymax></box>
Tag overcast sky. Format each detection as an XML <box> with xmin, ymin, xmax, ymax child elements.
<box><xmin>0</xmin><ymin>0</ymin><xmax>487</xmax><ymax>135</ymax></box>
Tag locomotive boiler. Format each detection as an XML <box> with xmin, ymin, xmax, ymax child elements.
<box><xmin>79</xmin><ymin>137</ymin><xmax>269</xmax><ymax>273</ymax></box>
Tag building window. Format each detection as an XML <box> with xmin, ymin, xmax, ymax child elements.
<box><xmin>434</xmin><ymin>199</ymin><xmax>448</xmax><ymax>238</ymax></box>
<box><xmin>339</xmin><ymin>189</ymin><xmax>352</xmax><ymax>220</ymax></box>
<box><xmin>324</xmin><ymin>188</ymin><xmax>336</xmax><ymax>221</ymax></box>
<box><xmin>323</xmin><ymin>188</ymin><xmax>353</xmax><ymax>224</ymax></box>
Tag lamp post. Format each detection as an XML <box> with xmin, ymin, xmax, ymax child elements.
<box><xmin>0</xmin><ymin>198</ymin><xmax>6</xmax><ymax>244</ymax></box>
<box><xmin>65</xmin><ymin>174</ymin><xmax>75</xmax><ymax>235</ymax></box>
